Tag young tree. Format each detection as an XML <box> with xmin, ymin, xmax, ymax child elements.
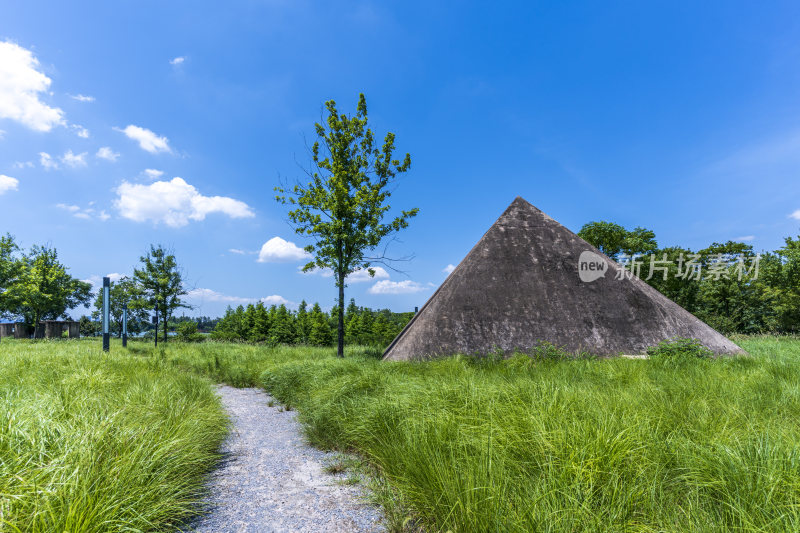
<box><xmin>276</xmin><ymin>93</ymin><xmax>418</xmax><ymax>356</ymax></box>
<box><xmin>131</xmin><ymin>245</ymin><xmax>189</xmax><ymax>344</ymax></box>
<box><xmin>308</xmin><ymin>303</ymin><xmax>333</xmax><ymax>346</ymax></box>
<box><xmin>295</xmin><ymin>300</ymin><xmax>309</xmax><ymax>344</ymax></box>
<box><xmin>79</xmin><ymin>315</ymin><xmax>101</xmax><ymax>337</ymax></box>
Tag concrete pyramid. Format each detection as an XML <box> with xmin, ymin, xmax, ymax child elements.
<box><xmin>383</xmin><ymin>197</ymin><xmax>744</xmax><ymax>360</ymax></box>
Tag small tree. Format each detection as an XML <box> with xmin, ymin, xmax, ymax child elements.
<box><xmin>276</xmin><ymin>93</ymin><xmax>418</xmax><ymax>357</ymax></box>
<box><xmin>308</xmin><ymin>303</ymin><xmax>333</xmax><ymax>346</ymax></box>
<box><xmin>132</xmin><ymin>245</ymin><xmax>189</xmax><ymax>344</ymax></box>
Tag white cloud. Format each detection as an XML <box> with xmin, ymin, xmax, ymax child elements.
<box><xmin>39</xmin><ymin>151</ymin><xmax>58</xmax><ymax>170</ymax></box>
<box><xmin>0</xmin><ymin>41</ymin><xmax>65</xmax><ymax>132</ymax></box>
<box><xmin>96</xmin><ymin>146</ymin><xmax>119</xmax><ymax>161</ymax></box>
<box><xmin>443</xmin><ymin>264</ymin><xmax>456</xmax><ymax>274</ymax></box>
<box><xmin>368</xmin><ymin>280</ymin><xmax>427</xmax><ymax>294</ymax></box>
<box><xmin>790</xmin><ymin>210</ymin><xmax>800</xmax><ymax>221</ymax></box>
<box><xmin>186</xmin><ymin>288</ymin><xmax>293</xmax><ymax>308</ymax></box>
<box><xmin>71</xmin><ymin>124</ymin><xmax>89</xmax><ymax>138</ymax></box>
<box><xmin>69</xmin><ymin>94</ymin><xmax>94</xmax><ymax>102</ymax></box>
<box><xmin>0</xmin><ymin>174</ymin><xmax>19</xmax><ymax>195</ymax></box>
<box><xmin>229</xmin><ymin>248</ymin><xmax>246</xmax><ymax>255</ymax></box>
<box><xmin>115</xmin><ymin>124</ymin><xmax>171</xmax><ymax>154</ymax></box>
<box><xmin>187</xmin><ymin>288</ymin><xmax>251</xmax><ymax>305</ymax></box>
<box><xmin>56</xmin><ymin>202</ymin><xmax>108</xmax><ymax>221</ymax></box>
<box><xmin>0</xmin><ymin>129</ymin><xmax>4</xmax><ymax>139</ymax></box>
<box><xmin>114</xmin><ymin>177</ymin><xmax>255</xmax><ymax>227</ymax></box>
<box><xmin>347</xmin><ymin>266</ymin><xmax>390</xmax><ymax>283</ymax></box>
<box><xmin>170</xmin><ymin>56</ymin><xmax>185</xmax><ymax>65</ymax></box>
<box><xmin>734</xmin><ymin>235</ymin><xmax>755</xmax><ymax>242</ymax></box>
<box><xmin>297</xmin><ymin>265</ymin><xmax>391</xmax><ymax>283</ymax></box>
<box><xmin>12</xmin><ymin>161</ymin><xmax>33</xmax><ymax>169</ymax></box>
<box><xmin>257</xmin><ymin>237</ymin><xmax>311</xmax><ymax>263</ymax></box>
<box><xmin>143</xmin><ymin>168</ymin><xmax>164</xmax><ymax>180</ymax></box>
<box><xmin>298</xmin><ymin>265</ymin><xmax>334</xmax><ymax>277</ymax></box>
<box><xmin>261</xmin><ymin>295</ymin><xmax>290</xmax><ymax>306</ymax></box>
<box><xmin>60</xmin><ymin>149</ymin><xmax>87</xmax><ymax>168</ymax></box>
<box><xmin>81</xmin><ymin>273</ymin><xmax>124</xmax><ymax>289</ymax></box>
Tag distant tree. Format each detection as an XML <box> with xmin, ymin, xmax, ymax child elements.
<box><xmin>251</xmin><ymin>302</ymin><xmax>270</xmax><ymax>342</ymax></box>
<box><xmin>308</xmin><ymin>303</ymin><xmax>333</xmax><ymax>346</ymax></box>
<box><xmin>176</xmin><ymin>320</ymin><xmax>204</xmax><ymax>342</ymax></box>
<box><xmin>621</xmin><ymin>227</ymin><xmax>658</xmax><ymax>258</ymax></box>
<box><xmin>0</xmin><ymin>234</ymin><xmax>24</xmax><ymax>319</ymax></box>
<box><xmin>767</xmin><ymin>235</ymin><xmax>800</xmax><ymax>331</ymax></box>
<box><xmin>131</xmin><ymin>245</ymin><xmax>189</xmax><ymax>344</ymax></box>
<box><xmin>276</xmin><ymin>93</ymin><xmax>418</xmax><ymax>357</ymax></box>
<box><xmin>7</xmin><ymin>245</ymin><xmax>91</xmax><ymax>328</ymax></box>
<box><xmin>92</xmin><ymin>276</ymin><xmax>149</xmax><ymax>337</ymax></box>
<box><xmin>295</xmin><ymin>300</ymin><xmax>309</xmax><ymax>344</ymax></box>
<box><xmin>79</xmin><ymin>315</ymin><xmax>100</xmax><ymax>337</ymax></box>
<box><xmin>578</xmin><ymin>221</ymin><xmax>657</xmax><ymax>260</ymax></box>
<box><xmin>270</xmin><ymin>304</ymin><xmax>297</xmax><ymax>345</ymax></box>
<box><xmin>578</xmin><ymin>221</ymin><xmax>627</xmax><ymax>258</ymax></box>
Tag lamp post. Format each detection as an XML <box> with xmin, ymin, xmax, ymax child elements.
<box><xmin>122</xmin><ymin>302</ymin><xmax>128</xmax><ymax>348</ymax></box>
<box><xmin>102</xmin><ymin>276</ymin><xmax>110</xmax><ymax>352</ymax></box>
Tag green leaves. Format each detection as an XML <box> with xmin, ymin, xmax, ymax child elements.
<box><xmin>276</xmin><ymin>93</ymin><xmax>418</xmax><ymax>355</ymax></box>
<box><xmin>578</xmin><ymin>221</ymin><xmax>657</xmax><ymax>259</ymax></box>
<box><xmin>132</xmin><ymin>245</ymin><xmax>189</xmax><ymax>342</ymax></box>
<box><xmin>275</xmin><ymin>93</ymin><xmax>418</xmax><ymax>285</ymax></box>
<box><xmin>0</xmin><ymin>239</ymin><xmax>91</xmax><ymax>326</ymax></box>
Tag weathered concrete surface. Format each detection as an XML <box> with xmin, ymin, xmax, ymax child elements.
<box><xmin>383</xmin><ymin>197</ymin><xmax>744</xmax><ymax>360</ymax></box>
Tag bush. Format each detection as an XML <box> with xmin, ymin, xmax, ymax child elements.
<box><xmin>646</xmin><ymin>337</ymin><xmax>713</xmax><ymax>360</ymax></box>
<box><xmin>176</xmin><ymin>321</ymin><xmax>204</xmax><ymax>343</ymax></box>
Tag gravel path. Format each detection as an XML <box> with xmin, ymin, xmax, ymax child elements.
<box><xmin>192</xmin><ymin>386</ymin><xmax>385</xmax><ymax>533</ymax></box>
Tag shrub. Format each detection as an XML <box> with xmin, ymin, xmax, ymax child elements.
<box><xmin>646</xmin><ymin>337</ymin><xmax>713</xmax><ymax>360</ymax></box>
<box><xmin>176</xmin><ymin>321</ymin><xmax>204</xmax><ymax>343</ymax></box>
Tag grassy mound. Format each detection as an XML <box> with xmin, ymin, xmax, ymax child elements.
<box><xmin>0</xmin><ymin>340</ymin><xmax>228</xmax><ymax>532</ymax></box>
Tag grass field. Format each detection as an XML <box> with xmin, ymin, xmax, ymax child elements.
<box><xmin>0</xmin><ymin>340</ymin><xmax>228</xmax><ymax>532</ymax></box>
<box><xmin>162</xmin><ymin>336</ymin><xmax>800</xmax><ymax>532</ymax></box>
<box><xmin>2</xmin><ymin>336</ymin><xmax>799</xmax><ymax>532</ymax></box>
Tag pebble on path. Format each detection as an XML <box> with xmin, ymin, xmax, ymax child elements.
<box><xmin>192</xmin><ymin>385</ymin><xmax>385</xmax><ymax>533</ymax></box>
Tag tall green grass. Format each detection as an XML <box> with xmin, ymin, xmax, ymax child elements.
<box><xmin>161</xmin><ymin>338</ymin><xmax>800</xmax><ymax>532</ymax></box>
<box><xmin>0</xmin><ymin>339</ymin><xmax>228</xmax><ymax>532</ymax></box>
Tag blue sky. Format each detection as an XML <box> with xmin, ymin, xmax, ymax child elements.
<box><xmin>2</xmin><ymin>1</ymin><xmax>800</xmax><ymax>317</ymax></box>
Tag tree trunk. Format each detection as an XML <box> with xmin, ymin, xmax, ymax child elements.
<box><xmin>337</xmin><ymin>276</ymin><xmax>345</xmax><ymax>358</ymax></box>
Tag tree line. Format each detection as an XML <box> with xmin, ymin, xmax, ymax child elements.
<box><xmin>210</xmin><ymin>299</ymin><xmax>414</xmax><ymax>347</ymax></box>
<box><xmin>578</xmin><ymin>221</ymin><xmax>800</xmax><ymax>334</ymax></box>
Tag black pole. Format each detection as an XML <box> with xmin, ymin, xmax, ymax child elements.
<box><xmin>122</xmin><ymin>302</ymin><xmax>128</xmax><ymax>348</ymax></box>
<box><xmin>154</xmin><ymin>309</ymin><xmax>158</xmax><ymax>348</ymax></box>
<box><xmin>102</xmin><ymin>276</ymin><xmax>110</xmax><ymax>352</ymax></box>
